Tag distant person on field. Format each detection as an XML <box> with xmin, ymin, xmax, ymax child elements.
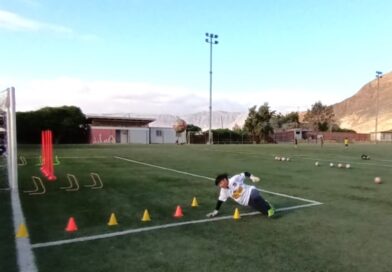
<box><xmin>206</xmin><ymin>172</ymin><xmax>275</xmax><ymax>218</ymax></box>
<box><xmin>294</xmin><ymin>138</ymin><xmax>298</xmax><ymax>148</ymax></box>
<box><xmin>344</xmin><ymin>137</ymin><xmax>349</xmax><ymax>148</ymax></box>
<box><xmin>320</xmin><ymin>135</ymin><xmax>324</xmax><ymax>147</ymax></box>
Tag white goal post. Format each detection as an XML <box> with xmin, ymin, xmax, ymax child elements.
<box><xmin>0</xmin><ymin>87</ymin><xmax>18</xmax><ymax>190</ymax></box>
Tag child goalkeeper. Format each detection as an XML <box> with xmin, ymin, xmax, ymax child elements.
<box><xmin>206</xmin><ymin>172</ymin><xmax>275</xmax><ymax>218</ymax></box>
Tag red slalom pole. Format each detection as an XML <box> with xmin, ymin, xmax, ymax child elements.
<box><xmin>47</xmin><ymin>130</ymin><xmax>56</xmax><ymax>181</ymax></box>
<box><xmin>40</xmin><ymin>130</ymin><xmax>47</xmax><ymax>176</ymax></box>
<box><xmin>40</xmin><ymin>130</ymin><xmax>56</xmax><ymax>181</ymax></box>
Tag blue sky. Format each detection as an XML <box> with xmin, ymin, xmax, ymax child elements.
<box><xmin>0</xmin><ymin>0</ymin><xmax>391</xmax><ymax>115</ymax></box>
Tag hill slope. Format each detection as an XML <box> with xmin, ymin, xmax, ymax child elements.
<box><xmin>333</xmin><ymin>71</ymin><xmax>392</xmax><ymax>133</ymax></box>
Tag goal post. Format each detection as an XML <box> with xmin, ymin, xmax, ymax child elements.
<box><xmin>0</xmin><ymin>87</ymin><xmax>18</xmax><ymax>190</ymax></box>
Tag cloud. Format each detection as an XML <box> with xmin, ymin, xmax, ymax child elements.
<box><xmin>7</xmin><ymin>76</ymin><xmax>343</xmax><ymax>116</ymax></box>
<box><xmin>12</xmin><ymin>77</ymin><xmax>213</xmax><ymax>115</ymax></box>
<box><xmin>0</xmin><ymin>9</ymin><xmax>73</xmax><ymax>34</ymax></box>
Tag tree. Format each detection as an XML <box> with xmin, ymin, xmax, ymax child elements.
<box><xmin>244</xmin><ymin>103</ymin><xmax>275</xmax><ymax>143</ymax></box>
<box><xmin>303</xmin><ymin>101</ymin><xmax>335</xmax><ymax>132</ymax></box>
<box><xmin>17</xmin><ymin>106</ymin><xmax>89</xmax><ymax>144</ymax></box>
<box><xmin>271</xmin><ymin>111</ymin><xmax>299</xmax><ymax>129</ymax></box>
<box><xmin>186</xmin><ymin>124</ymin><xmax>202</xmax><ymax>133</ymax></box>
<box><xmin>244</xmin><ymin>106</ymin><xmax>259</xmax><ymax>142</ymax></box>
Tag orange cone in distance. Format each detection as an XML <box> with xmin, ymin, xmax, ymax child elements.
<box><xmin>65</xmin><ymin>217</ymin><xmax>78</xmax><ymax>232</ymax></box>
<box><xmin>173</xmin><ymin>205</ymin><xmax>184</xmax><ymax>218</ymax></box>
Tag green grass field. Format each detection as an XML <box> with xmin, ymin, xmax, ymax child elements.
<box><xmin>2</xmin><ymin>143</ymin><xmax>392</xmax><ymax>272</ymax></box>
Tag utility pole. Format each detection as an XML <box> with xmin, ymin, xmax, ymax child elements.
<box><xmin>375</xmin><ymin>71</ymin><xmax>383</xmax><ymax>143</ymax></box>
<box><xmin>205</xmin><ymin>33</ymin><xmax>219</xmax><ymax>144</ymax></box>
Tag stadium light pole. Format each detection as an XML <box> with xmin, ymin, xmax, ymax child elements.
<box><xmin>375</xmin><ymin>71</ymin><xmax>383</xmax><ymax>143</ymax></box>
<box><xmin>205</xmin><ymin>32</ymin><xmax>218</xmax><ymax>144</ymax></box>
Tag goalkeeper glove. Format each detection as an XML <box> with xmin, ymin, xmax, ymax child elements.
<box><xmin>250</xmin><ymin>175</ymin><xmax>260</xmax><ymax>182</ymax></box>
<box><xmin>206</xmin><ymin>210</ymin><xmax>219</xmax><ymax>218</ymax></box>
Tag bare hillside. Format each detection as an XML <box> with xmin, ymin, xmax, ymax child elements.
<box><xmin>333</xmin><ymin>71</ymin><xmax>392</xmax><ymax>133</ymax></box>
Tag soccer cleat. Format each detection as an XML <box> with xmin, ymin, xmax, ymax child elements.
<box><xmin>266</xmin><ymin>200</ymin><xmax>275</xmax><ymax>217</ymax></box>
<box><xmin>268</xmin><ymin>208</ymin><xmax>275</xmax><ymax>218</ymax></box>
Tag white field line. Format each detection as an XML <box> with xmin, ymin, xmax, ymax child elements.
<box><xmin>11</xmin><ymin>190</ymin><xmax>38</xmax><ymax>271</ymax></box>
<box><xmin>298</xmin><ymin>156</ymin><xmax>392</xmax><ymax>168</ymax></box>
<box><xmin>31</xmin><ymin>202</ymin><xmax>320</xmax><ymax>249</ymax></box>
<box><xmin>114</xmin><ymin>156</ymin><xmax>322</xmax><ymax>204</ymax></box>
<box><xmin>30</xmin><ymin>156</ymin><xmax>322</xmax><ymax>249</ymax></box>
<box><xmin>25</xmin><ymin>156</ymin><xmax>109</xmax><ymax>159</ymax></box>
<box><xmin>257</xmin><ymin>188</ymin><xmax>322</xmax><ymax>205</ymax></box>
<box><xmin>200</xmin><ymin>148</ymin><xmax>392</xmax><ymax>167</ymax></box>
<box><xmin>57</xmin><ymin>156</ymin><xmax>109</xmax><ymax>159</ymax></box>
<box><xmin>114</xmin><ymin>156</ymin><xmax>216</xmax><ymax>181</ymax></box>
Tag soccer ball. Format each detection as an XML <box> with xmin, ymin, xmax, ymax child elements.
<box><xmin>346</xmin><ymin>164</ymin><xmax>351</xmax><ymax>169</ymax></box>
<box><xmin>173</xmin><ymin>119</ymin><xmax>187</xmax><ymax>133</ymax></box>
<box><xmin>374</xmin><ymin>177</ymin><xmax>382</xmax><ymax>184</ymax></box>
<box><xmin>281</xmin><ymin>157</ymin><xmax>286</xmax><ymax>161</ymax></box>
<box><xmin>330</xmin><ymin>163</ymin><xmax>334</xmax><ymax>167</ymax></box>
<box><xmin>338</xmin><ymin>163</ymin><xmax>342</xmax><ymax>168</ymax></box>
<box><xmin>315</xmin><ymin>162</ymin><xmax>319</xmax><ymax>166</ymax></box>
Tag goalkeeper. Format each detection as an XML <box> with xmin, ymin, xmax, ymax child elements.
<box><xmin>206</xmin><ymin>172</ymin><xmax>275</xmax><ymax>218</ymax></box>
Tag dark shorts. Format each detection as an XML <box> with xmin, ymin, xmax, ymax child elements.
<box><xmin>247</xmin><ymin>189</ymin><xmax>271</xmax><ymax>215</ymax></box>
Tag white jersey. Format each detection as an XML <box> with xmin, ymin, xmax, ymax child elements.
<box><xmin>218</xmin><ymin>173</ymin><xmax>255</xmax><ymax>206</ymax></box>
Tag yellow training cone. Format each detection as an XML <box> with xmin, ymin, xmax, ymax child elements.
<box><xmin>233</xmin><ymin>208</ymin><xmax>241</xmax><ymax>220</ymax></box>
<box><xmin>108</xmin><ymin>213</ymin><xmax>118</xmax><ymax>226</ymax></box>
<box><xmin>16</xmin><ymin>223</ymin><xmax>29</xmax><ymax>238</ymax></box>
<box><xmin>141</xmin><ymin>209</ymin><xmax>151</xmax><ymax>222</ymax></box>
<box><xmin>191</xmin><ymin>197</ymin><xmax>198</xmax><ymax>207</ymax></box>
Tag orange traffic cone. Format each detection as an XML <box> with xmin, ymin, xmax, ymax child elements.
<box><xmin>173</xmin><ymin>205</ymin><xmax>184</xmax><ymax>218</ymax></box>
<box><xmin>65</xmin><ymin>217</ymin><xmax>78</xmax><ymax>232</ymax></box>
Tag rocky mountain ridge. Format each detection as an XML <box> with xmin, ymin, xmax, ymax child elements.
<box><xmin>333</xmin><ymin>71</ymin><xmax>392</xmax><ymax>133</ymax></box>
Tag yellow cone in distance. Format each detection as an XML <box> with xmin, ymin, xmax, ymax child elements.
<box><xmin>142</xmin><ymin>209</ymin><xmax>151</xmax><ymax>222</ymax></box>
<box><xmin>16</xmin><ymin>223</ymin><xmax>29</xmax><ymax>238</ymax></box>
<box><xmin>191</xmin><ymin>197</ymin><xmax>198</xmax><ymax>207</ymax></box>
<box><xmin>233</xmin><ymin>208</ymin><xmax>241</xmax><ymax>220</ymax></box>
<box><xmin>108</xmin><ymin>213</ymin><xmax>118</xmax><ymax>226</ymax></box>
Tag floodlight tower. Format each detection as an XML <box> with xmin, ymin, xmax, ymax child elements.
<box><xmin>375</xmin><ymin>71</ymin><xmax>383</xmax><ymax>143</ymax></box>
<box><xmin>205</xmin><ymin>32</ymin><xmax>219</xmax><ymax>144</ymax></box>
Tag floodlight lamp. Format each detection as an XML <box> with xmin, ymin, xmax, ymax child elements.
<box><xmin>214</xmin><ymin>35</ymin><xmax>218</xmax><ymax>38</ymax></box>
<box><xmin>215</xmin><ymin>41</ymin><xmax>218</xmax><ymax>44</ymax></box>
<box><xmin>205</xmin><ymin>39</ymin><xmax>209</xmax><ymax>43</ymax></box>
<box><xmin>206</xmin><ymin>33</ymin><xmax>209</xmax><ymax>37</ymax></box>
<box><xmin>210</xmin><ymin>33</ymin><xmax>214</xmax><ymax>38</ymax></box>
